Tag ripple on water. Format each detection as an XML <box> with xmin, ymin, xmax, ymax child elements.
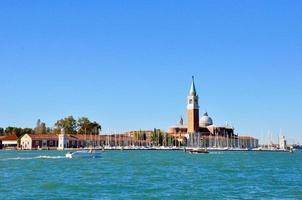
<box><xmin>1</xmin><ymin>150</ymin><xmax>302</xmax><ymax>200</ymax></box>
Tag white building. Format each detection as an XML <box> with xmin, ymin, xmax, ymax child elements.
<box><xmin>0</xmin><ymin>135</ymin><xmax>18</xmax><ymax>149</ymax></box>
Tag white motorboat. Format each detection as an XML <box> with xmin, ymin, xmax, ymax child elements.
<box><xmin>65</xmin><ymin>149</ymin><xmax>102</xmax><ymax>158</ymax></box>
<box><xmin>188</xmin><ymin>148</ymin><xmax>209</xmax><ymax>154</ymax></box>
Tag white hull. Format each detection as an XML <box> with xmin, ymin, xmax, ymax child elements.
<box><xmin>66</xmin><ymin>150</ymin><xmax>102</xmax><ymax>158</ymax></box>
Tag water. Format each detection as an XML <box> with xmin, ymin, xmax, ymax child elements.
<box><xmin>1</xmin><ymin>150</ymin><xmax>302</xmax><ymax>200</ymax></box>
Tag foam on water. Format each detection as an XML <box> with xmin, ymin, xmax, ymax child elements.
<box><xmin>0</xmin><ymin>155</ymin><xmax>65</xmax><ymax>161</ymax></box>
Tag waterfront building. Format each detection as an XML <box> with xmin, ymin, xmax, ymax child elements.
<box><xmin>238</xmin><ymin>136</ymin><xmax>259</xmax><ymax>149</ymax></box>
<box><xmin>125</xmin><ymin>130</ymin><xmax>154</xmax><ymax>146</ymax></box>
<box><xmin>20</xmin><ymin>132</ymin><xmax>133</xmax><ymax>150</ymax></box>
<box><xmin>126</xmin><ymin>130</ymin><xmax>153</xmax><ymax>140</ymax></box>
<box><xmin>167</xmin><ymin>117</ymin><xmax>187</xmax><ymax>141</ymax></box>
<box><xmin>21</xmin><ymin>134</ymin><xmax>58</xmax><ymax>150</ymax></box>
<box><xmin>168</xmin><ymin>77</ymin><xmax>258</xmax><ymax>148</ymax></box>
<box><xmin>0</xmin><ymin>135</ymin><xmax>18</xmax><ymax>149</ymax></box>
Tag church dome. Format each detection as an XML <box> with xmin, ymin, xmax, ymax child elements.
<box><xmin>200</xmin><ymin>112</ymin><xmax>213</xmax><ymax>127</ymax></box>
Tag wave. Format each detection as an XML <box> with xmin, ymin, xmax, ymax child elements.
<box><xmin>209</xmin><ymin>152</ymin><xmax>225</xmax><ymax>154</ymax></box>
<box><xmin>0</xmin><ymin>155</ymin><xmax>65</xmax><ymax>161</ymax></box>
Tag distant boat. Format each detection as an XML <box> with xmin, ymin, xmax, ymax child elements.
<box><xmin>189</xmin><ymin>148</ymin><xmax>209</xmax><ymax>154</ymax></box>
<box><xmin>66</xmin><ymin>149</ymin><xmax>102</xmax><ymax>158</ymax></box>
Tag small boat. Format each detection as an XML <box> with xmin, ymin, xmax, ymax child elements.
<box><xmin>189</xmin><ymin>148</ymin><xmax>209</xmax><ymax>154</ymax></box>
<box><xmin>289</xmin><ymin>146</ymin><xmax>295</xmax><ymax>153</ymax></box>
<box><xmin>66</xmin><ymin>149</ymin><xmax>102</xmax><ymax>158</ymax></box>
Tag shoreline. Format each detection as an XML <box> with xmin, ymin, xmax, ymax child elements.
<box><xmin>0</xmin><ymin>147</ymin><xmax>295</xmax><ymax>153</ymax></box>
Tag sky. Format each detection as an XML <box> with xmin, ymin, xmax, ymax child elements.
<box><xmin>0</xmin><ymin>0</ymin><xmax>301</xmax><ymax>143</ymax></box>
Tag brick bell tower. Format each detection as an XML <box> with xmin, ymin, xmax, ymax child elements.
<box><xmin>187</xmin><ymin>76</ymin><xmax>199</xmax><ymax>133</ymax></box>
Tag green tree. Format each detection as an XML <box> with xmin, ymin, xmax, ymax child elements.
<box><xmin>22</xmin><ymin>128</ymin><xmax>34</xmax><ymax>135</ymax></box>
<box><xmin>46</xmin><ymin>127</ymin><xmax>52</xmax><ymax>133</ymax></box>
<box><xmin>134</xmin><ymin>130</ymin><xmax>146</xmax><ymax>140</ymax></box>
<box><xmin>91</xmin><ymin>121</ymin><xmax>101</xmax><ymax>135</ymax></box>
<box><xmin>5</xmin><ymin>127</ymin><xmax>20</xmax><ymax>136</ymax></box>
<box><xmin>133</xmin><ymin>130</ymin><xmax>147</xmax><ymax>146</ymax></box>
<box><xmin>77</xmin><ymin>117</ymin><xmax>101</xmax><ymax>135</ymax></box>
<box><xmin>35</xmin><ymin>119</ymin><xmax>47</xmax><ymax>134</ymax></box>
<box><xmin>0</xmin><ymin>127</ymin><xmax>4</xmax><ymax>136</ymax></box>
<box><xmin>77</xmin><ymin>117</ymin><xmax>91</xmax><ymax>134</ymax></box>
<box><xmin>4</xmin><ymin>127</ymin><xmax>33</xmax><ymax>138</ymax></box>
<box><xmin>52</xmin><ymin>128</ymin><xmax>61</xmax><ymax>135</ymax></box>
<box><xmin>163</xmin><ymin>133</ymin><xmax>177</xmax><ymax>147</ymax></box>
<box><xmin>151</xmin><ymin>129</ymin><xmax>164</xmax><ymax>146</ymax></box>
<box><xmin>55</xmin><ymin>116</ymin><xmax>77</xmax><ymax>135</ymax></box>
<box><xmin>182</xmin><ymin>137</ymin><xmax>187</xmax><ymax>147</ymax></box>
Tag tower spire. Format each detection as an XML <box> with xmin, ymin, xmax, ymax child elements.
<box><xmin>179</xmin><ymin>116</ymin><xmax>184</xmax><ymax>126</ymax></box>
<box><xmin>189</xmin><ymin>76</ymin><xmax>197</xmax><ymax>96</ymax></box>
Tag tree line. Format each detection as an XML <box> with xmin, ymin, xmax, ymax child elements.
<box><xmin>0</xmin><ymin>116</ymin><xmax>101</xmax><ymax>137</ymax></box>
<box><xmin>133</xmin><ymin>129</ymin><xmax>181</xmax><ymax>146</ymax></box>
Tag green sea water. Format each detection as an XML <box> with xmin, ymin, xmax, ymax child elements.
<box><xmin>0</xmin><ymin>150</ymin><xmax>301</xmax><ymax>200</ymax></box>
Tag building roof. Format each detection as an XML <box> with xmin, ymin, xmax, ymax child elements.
<box><xmin>69</xmin><ymin>134</ymin><xmax>108</xmax><ymax>141</ymax></box>
<box><xmin>28</xmin><ymin>134</ymin><xmax>58</xmax><ymax>140</ymax></box>
<box><xmin>125</xmin><ymin>130</ymin><xmax>154</xmax><ymax>134</ymax></box>
<box><xmin>169</xmin><ymin>124</ymin><xmax>187</xmax><ymax>129</ymax></box>
<box><xmin>200</xmin><ymin>112</ymin><xmax>213</xmax><ymax>127</ymax></box>
<box><xmin>0</xmin><ymin>135</ymin><xmax>18</xmax><ymax>141</ymax></box>
<box><xmin>239</xmin><ymin>136</ymin><xmax>257</xmax><ymax>140</ymax></box>
<box><xmin>24</xmin><ymin>133</ymin><xmax>132</xmax><ymax>141</ymax></box>
<box><xmin>206</xmin><ymin>124</ymin><xmax>234</xmax><ymax>130</ymax></box>
<box><xmin>202</xmin><ymin>135</ymin><xmax>237</xmax><ymax>140</ymax></box>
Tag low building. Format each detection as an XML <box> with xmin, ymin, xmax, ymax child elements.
<box><xmin>124</xmin><ymin>130</ymin><xmax>154</xmax><ymax>146</ymax></box>
<box><xmin>167</xmin><ymin>116</ymin><xmax>188</xmax><ymax>143</ymax></box>
<box><xmin>103</xmin><ymin>133</ymin><xmax>138</xmax><ymax>147</ymax></box>
<box><xmin>0</xmin><ymin>135</ymin><xmax>18</xmax><ymax>149</ymax></box>
<box><xmin>238</xmin><ymin>136</ymin><xmax>258</xmax><ymax>149</ymax></box>
<box><xmin>65</xmin><ymin>134</ymin><xmax>108</xmax><ymax>148</ymax></box>
<box><xmin>20</xmin><ymin>133</ymin><xmax>127</xmax><ymax>150</ymax></box>
<box><xmin>21</xmin><ymin>134</ymin><xmax>58</xmax><ymax>150</ymax></box>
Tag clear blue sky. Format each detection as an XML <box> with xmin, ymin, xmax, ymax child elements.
<box><xmin>0</xmin><ymin>0</ymin><xmax>301</xmax><ymax>143</ymax></box>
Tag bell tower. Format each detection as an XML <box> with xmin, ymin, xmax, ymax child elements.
<box><xmin>187</xmin><ymin>76</ymin><xmax>199</xmax><ymax>133</ymax></box>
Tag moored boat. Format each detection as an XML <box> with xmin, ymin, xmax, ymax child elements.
<box><xmin>189</xmin><ymin>148</ymin><xmax>209</xmax><ymax>154</ymax></box>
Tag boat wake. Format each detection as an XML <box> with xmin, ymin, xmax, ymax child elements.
<box><xmin>208</xmin><ymin>151</ymin><xmax>224</xmax><ymax>154</ymax></box>
<box><xmin>0</xmin><ymin>155</ymin><xmax>65</xmax><ymax>161</ymax></box>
